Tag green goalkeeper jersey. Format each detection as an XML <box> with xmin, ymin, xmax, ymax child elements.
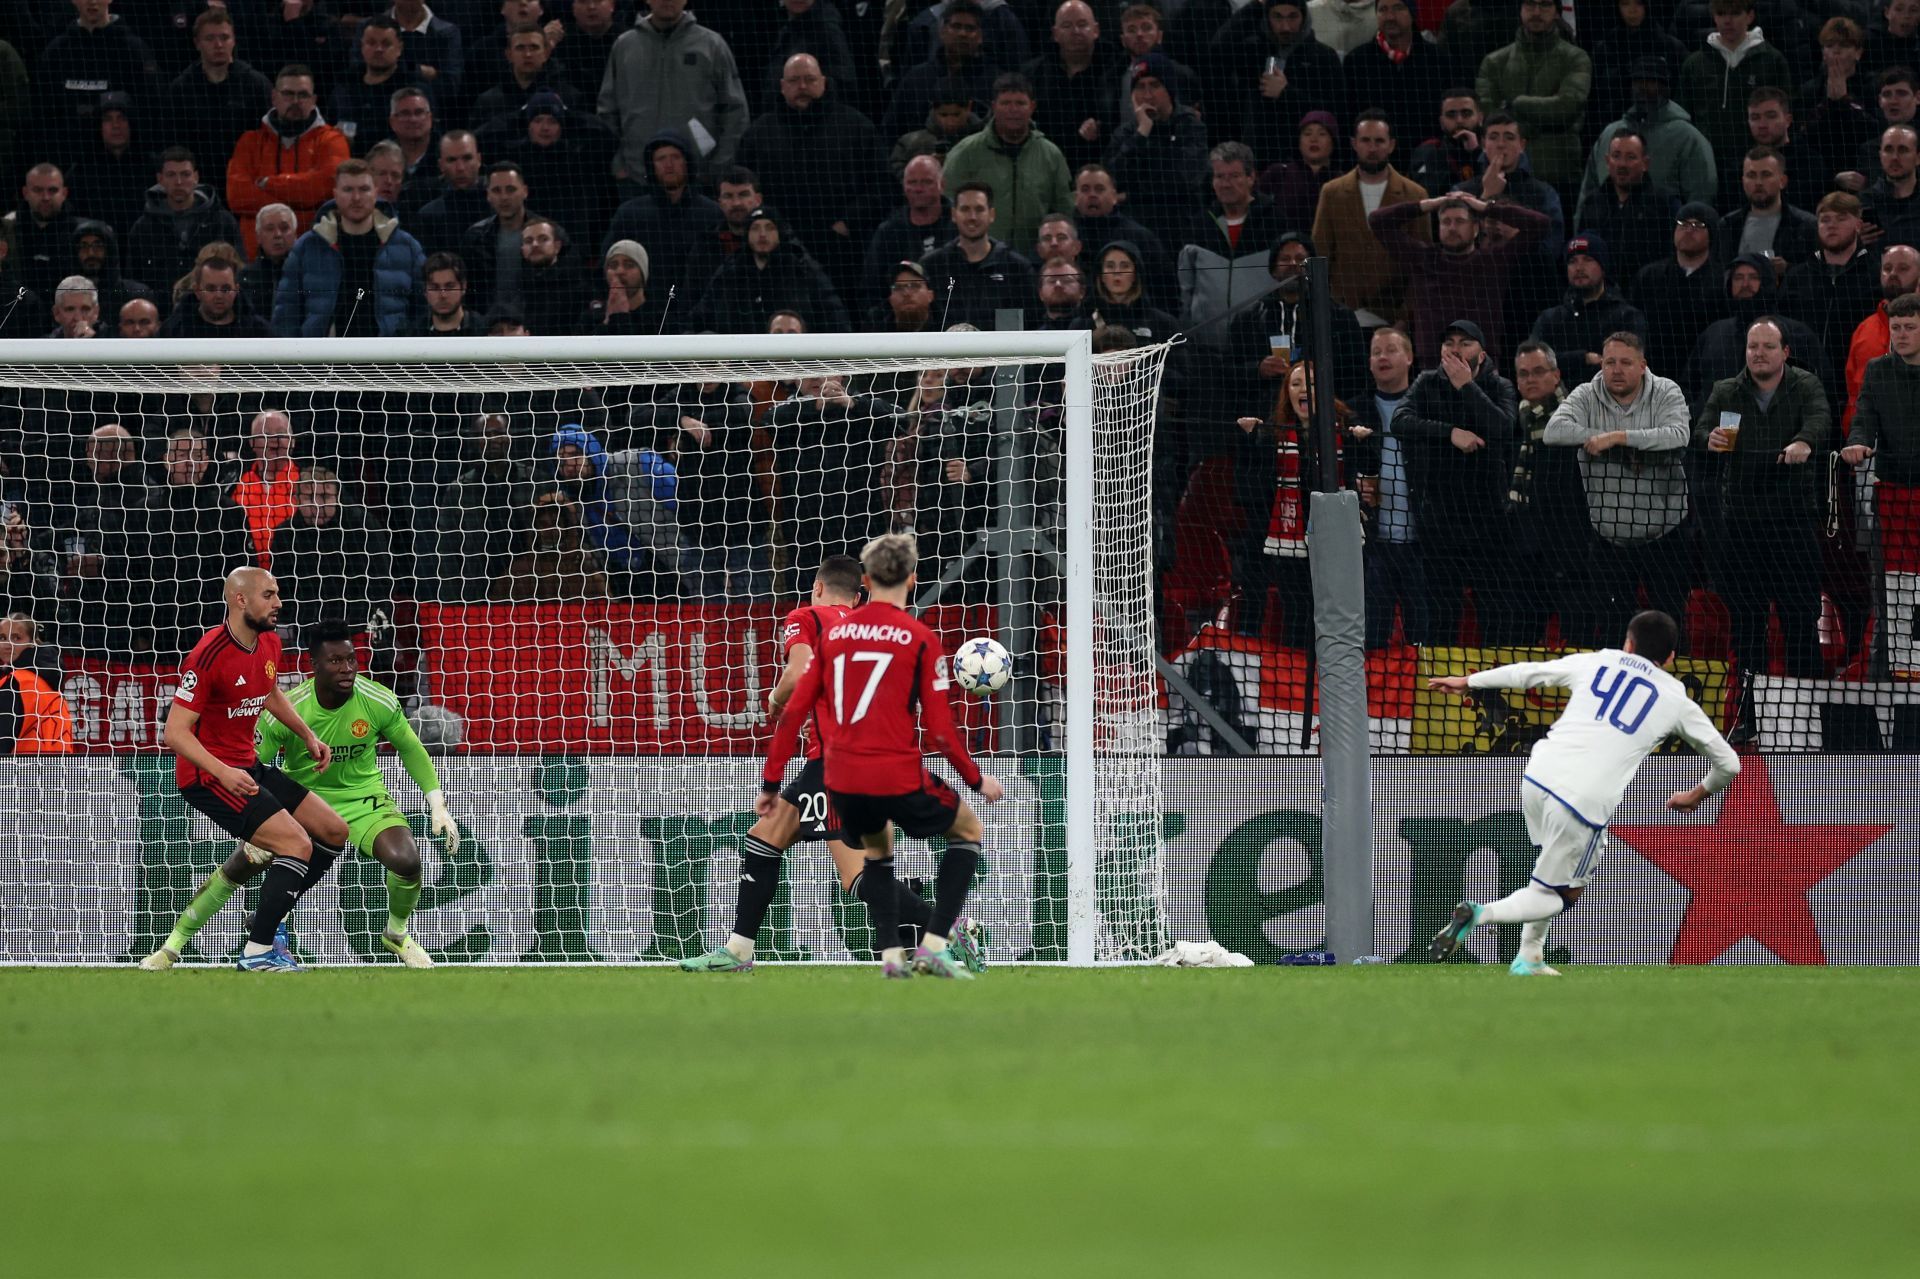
<box><xmin>257</xmin><ymin>677</ymin><xmax>442</xmax><ymax>803</ymax></box>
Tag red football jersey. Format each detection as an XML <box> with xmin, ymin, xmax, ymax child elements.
<box><xmin>764</xmin><ymin>600</ymin><xmax>982</xmax><ymax>796</ymax></box>
<box><xmin>172</xmin><ymin>624</ymin><xmax>283</xmax><ymax>788</ymax></box>
<box><xmin>779</xmin><ymin>601</ymin><xmax>850</xmax><ymax>763</ymax></box>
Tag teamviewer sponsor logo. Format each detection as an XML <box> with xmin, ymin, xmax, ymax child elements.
<box><xmin>226</xmin><ymin>695</ymin><xmax>268</xmax><ymax>719</ymax></box>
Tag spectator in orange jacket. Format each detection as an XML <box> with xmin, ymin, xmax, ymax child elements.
<box><xmin>1844</xmin><ymin>244</ymin><xmax>1920</xmax><ymax>431</ymax></box>
<box><xmin>226</xmin><ymin>64</ymin><xmax>349</xmax><ymax>257</ymax></box>
<box><xmin>0</xmin><ymin>613</ymin><xmax>73</xmax><ymax>755</ymax></box>
<box><xmin>231</xmin><ymin>410</ymin><xmax>302</xmax><ymax>564</ymax></box>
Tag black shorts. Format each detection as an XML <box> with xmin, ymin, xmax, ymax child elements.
<box><xmin>779</xmin><ymin>757</ymin><xmax>845</xmax><ymax>844</ymax></box>
<box><xmin>180</xmin><ymin>764</ymin><xmax>311</xmax><ymax>842</ymax></box>
<box><xmin>830</xmin><ymin>771</ymin><xmax>962</xmax><ymax>845</ymax></box>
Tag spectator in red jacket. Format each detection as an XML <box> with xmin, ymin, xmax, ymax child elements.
<box><xmin>226</xmin><ymin>64</ymin><xmax>350</xmax><ymax>257</ymax></box>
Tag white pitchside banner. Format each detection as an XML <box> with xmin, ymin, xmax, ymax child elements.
<box><xmin>0</xmin><ymin>756</ymin><xmax>1914</xmax><ymax>965</ymax></box>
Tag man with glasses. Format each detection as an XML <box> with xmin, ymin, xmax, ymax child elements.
<box><xmin>227</xmin><ymin>64</ymin><xmax>350</xmax><ymax>257</ymax></box>
<box><xmin>160</xmin><ymin>259</ymin><xmax>270</xmax><ymax>339</ymax></box>
<box><xmin>1633</xmin><ymin>202</ymin><xmax>1731</xmax><ymax>371</ymax></box>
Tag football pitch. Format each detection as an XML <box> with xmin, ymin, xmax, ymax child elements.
<box><xmin>2</xmin><ymin>967</ymin><xmax>1915</xmax><ymax>1278</ymax></box>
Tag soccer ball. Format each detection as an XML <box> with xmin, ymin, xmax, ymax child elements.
<box><xmin>953</xmin><ymin>637</ymin><xmax>1012</xmax><ymax>697</ymax></box>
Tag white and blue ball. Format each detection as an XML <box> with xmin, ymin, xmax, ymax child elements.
<box><xmin>953</xmin><ymin>637</ymin><xmax>1013</xmax><ymax>697</ymax></box>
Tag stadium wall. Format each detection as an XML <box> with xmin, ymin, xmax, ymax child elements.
<box><xmin>1</xmin><ymin>756</ymin><xmax>1913</xmax><ymax>965</ymax></box>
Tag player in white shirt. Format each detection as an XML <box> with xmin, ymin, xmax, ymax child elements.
<box><xmin>1425</xmin><ymin>611</ymin><xmax>1742</xmax><ymax>975</ymax></box>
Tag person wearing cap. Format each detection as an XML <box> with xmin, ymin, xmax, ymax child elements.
<box><xmin>31</xmin><ymin>0</ymin><xmax>161</xmax><ymax>163</ymax></box>
<box><xmin>1392</xmin><ymin>317</ymin><xmax>1523</xmax><ymax>644</ymax></box>
<box><xmin>1573</xmin><ymin>128</ymin><xmax>1681</xmax><ymax>287</ymax></box>
<box><xmin>1578</xmin><ymin>55</ymin><xmax>1717</xmax><ymax>210</ymax></box>
<box><xmin>1370</xmin><ymin>189</ymin><xmax>1550</xmax><ymax>364</ymax></box>
<box><xmin>1532</xmin><ymin>234</ymin><xmax>1650</xmax><ymax>374</ymax></box>
<box><xmin>1259</xmin><ymin>109</ymin><xmax>1340</xmax><ymax>228</ymax></box>
<box><xmin>1542</xmin><ymin>330</ymin><xmax>1693</xmax><ymax>643</ymax></box>
<box><xmin>1020</xmin><ymin>2</ymin><xmax>1125</xmax><ymax>174</ymax></box>
<box><xmin>1633</xmin><ymin>200</ymin><xmax>1732</xmax><ymax>371</ymax></box>
<box><xmin>687</xmin><ymin>205</ymin><xmax>849</xmax><ymax>334</ymax></box>
<box><xmin>506</xmin><ymin>90</ymin><xmax>619</xmax><ymax>251</ymax></box>
<box><xmin>600</xmin><ymin>131</ymin><xmax>723</xmax><ymax>304</ymax></box>
<box><xmin>1677</xmin><ymin>0</ymin><xmax>1792</xmax><ymax>183</ymax></box>
<box><xmin>738</xmin><ymin>53</ymin><xmax>889</xmax><ymax>302</ymax></box>
<box><xmin>1115</xmin><ymin>4</ymin><xmax>1201</xmax><ymax>120</ymax></box>
<box><xmin>1343</xmin><ymin>0</ymin><xmax>1448</xmax><ymax>161</ymax></box>
<box><xmin>1475</xmin><ymin>0</ymin><xmax>1589</xmax><ymax>192</ymax></box>
<box><xmin>1106</xmin><ymin>51</ymin><xmax>1210</xmax><ymax>247</ymax></box>
<box><xmin>866</xmin><ymin>260</ymin><xmax>938</xmax><ymax>333</ymax></box>
<box><xmin>1217</xmin><ymin>0</ymin><xmax>1342</xmax><ymax>170</ymax></box>
<box><xmin>1718</xmin><ymin>146</ymin><xmax>1815</xmax><ymax>268</ymax></box>
<box><xmin>63</xmin><ymin>91</ymin><xmax>147</xmax><ymax>239</ymax></box>
<box><xmin>474</xmin><ymin>23</ymin><xmax>579</xmax><ymax>126</ymax></box>
<box><xmin>599</xmin><ymin>0</ymin><xmax>750</xmax><ymax>184</ymax></box>
<box><xmin>881</xmin><ymin>0</ymin><xmax>1003</xmax><ymax>140</ymax></box>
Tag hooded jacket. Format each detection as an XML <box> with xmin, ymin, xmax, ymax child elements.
<box><xmin>919</xmin><ymin>235</ymin><xmax>1037</xmax><ymax>331</ymax></box>
<box><xmin>1227</xmin><ymin>235</ymin><xmax>1369</xmax><ymax>406</ymax></box>
<box><xmin>1476</xmin><ymin>21</ymin><xmax>1594</xmax><ymax>188</ymax></box>
<box><xmin>1781</xmin><ymin>241</ymin><xmax>1881</xmax><ymax>382</ymax></box>
<box><xmin>1687</xmin><ymin>251</ymin><xmax>1831</xmax><ymax>406</ymax></box>
<box><xmin>33</xmin><ymin>15</ymin><xmax>158</xmax><ymax>157</ymax></box>
<box><xmin>71</xmin><ymin>218</ymin><xmax>153</xmax><ymax>320</ymax></box>
<box><xmin>597</xmin><ymin>10</ymin><xmax>750</xmax><ymax>180</ymax></box>
<box><xmin>272</xmin><ymin>201</ymin><xmax>425</xmax><ymax>338</ymax></box>
<box><xmin>126</xmin><ymin>185</ymin><xmax>242</xmax><ymax>298</ymax></box>
<box><xmin>1579</xmin><ymin>98</ymin><xmax>1717</xmax><ymax>209</ymax></box>
<box><xmin>1175</xmin><ymin>198</ymin><xmax>1288</xmax><ymax>350</ymax></box>
<box><xmin>1544</xmin><ymin>368</ymin><xmax>1692</xmax><ymax>546</ymax></box>
<box><xmin>227</xmin><ymin>110</ymin><xmax>351</xmax><ymax>256</ymax></box>
<box><xmin>940</xmin><ymin>121</ymin><xmax>1073</xmax><ymax>261</ymax></box>
<box><xmin>600</xmin><ymin>131</ymin><xmax>723</xmax><ymax>300</ymax></box>
<box><xmin>1677</xmin><ymin>28</ymin><xmax>1792</xmax><ymax>173</ymax></box>
<box><xmin>686</xmin><ymin>208</ymin><xmax>849</xmax><ymax>333</ymax></box>
<box><xmin>545</xmin><ymin>423</ymin><xmax>683</xmax><ymax>575</ymax></box>
<box><xmin>1105</xmin><ymin>104</ymin><xmax>1211</xmax><ymax>248</ymax></box>
<box><xmin>1207</xmin><ymin>2</ymin><xmax>1343</xmax><ymax>164</ymax></box>
<box><xmin>1089</xmin><ymin>240</ymin><xmax>1181</xmax><ymax>344</ymax></box>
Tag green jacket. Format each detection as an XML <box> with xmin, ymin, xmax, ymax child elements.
<box><xmin>1677</xmin><ymin>38</ymin><xmax>1792</xmax><ymax>182</ymax></box>
<box><xmin>941</xmin><ymin>124</ymin><xmax>1072</xmax><ymax>261</ymax></box>
<box><xmin>1476</xmin><ymin>27</ymin><xmax>1592</xmax><ymax>188</ymax></box>
<box><xmin>1579</xmin><ymin>99</ymin><xmax>1717</xmax><ymax>209</ymax></box>
<box><xmin>1695</xmin><ymin>364</ymin><xmax>1831</xmax><ymax>513</ymax></box>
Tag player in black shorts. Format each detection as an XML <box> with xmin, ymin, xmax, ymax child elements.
<box><xmin>682</xmin><ymin>556</ymin><xmax>948</xmax><ymax>973</ymax></box>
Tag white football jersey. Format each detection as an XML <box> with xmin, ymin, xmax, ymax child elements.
<box><xmin>1467</xmin><ymin>649</ymin><xmax>1740</xmax><ymax>826</ymax></box>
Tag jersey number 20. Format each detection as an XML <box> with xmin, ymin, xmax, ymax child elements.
<box><xmin>832</xmin><ymin>652</ymin><xmax>893</xmax><ymax>724</ymax></box>
<box><xmin>1590</xmin><ymin>666</ymin><xmax>1658</xmax><ymax>735</ymax></box>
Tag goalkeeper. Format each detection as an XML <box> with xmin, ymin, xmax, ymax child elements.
<box><xmin>141</xmin><ymin>620</ymin><xmax>459</xmax><ymax>970</ymax></box>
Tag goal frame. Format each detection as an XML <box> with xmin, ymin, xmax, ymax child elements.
<box><xmin>2</xmin><ymin>332</ymin><xmax>1108</xmax><ymax>966</ymax></box>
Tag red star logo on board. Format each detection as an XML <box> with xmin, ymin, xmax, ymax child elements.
<box><xmin>1613</xmin><ymin>756</ymin><xmax>1890</xmax><ymax>965</ymax></box>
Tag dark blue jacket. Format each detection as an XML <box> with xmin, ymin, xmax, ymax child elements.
<box><xmin>271</xmin><ymin>201</ymin><xmax>424</xmax><ymax>337</ymax></box>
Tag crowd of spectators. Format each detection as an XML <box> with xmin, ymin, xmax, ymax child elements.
<box><xmin>1</xmin><ymin>0</ymin><xmax>1919</xmax><ymax>737</ymax></box>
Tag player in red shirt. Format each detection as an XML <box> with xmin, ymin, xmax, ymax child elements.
<box><xmin>685</xmin><ymin>556</ymin><xmax>975</xmax><ymax>973</ymax></box>
<box><xmin>161</xmin><ymin>567</ymin><xmax>347</xmax><ymax>972</ymax></box>
<box><xmin>762</xmin><ymin>533</ymin><xmax>1005</xmax><ymax>979</ymax></box>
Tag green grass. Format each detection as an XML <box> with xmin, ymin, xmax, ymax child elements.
<box><xmin>1</xmin><ymin>967</ymin><xmax>1915</xmax><ymax>1278</ymax></box>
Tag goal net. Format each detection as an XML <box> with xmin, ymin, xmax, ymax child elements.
<box><xmin>0</xmin><ymin>333</ymin><xmax>1171</xmax><ymax>966</ymax></box>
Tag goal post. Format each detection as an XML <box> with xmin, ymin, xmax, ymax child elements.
<box><xmin>0</xmin><ymin>332</ymin><xmax>1170</xmax><ymax>966</ymax></box>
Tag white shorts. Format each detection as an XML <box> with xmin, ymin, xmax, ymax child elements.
<box><xmin>1522</xmin><ymin>778</ymin><xmax>1608</xmax><ymax>890</ymax></box>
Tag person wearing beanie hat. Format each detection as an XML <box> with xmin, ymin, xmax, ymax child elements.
<box><xmin>1632</xmin><ymin>201</ymin><xmax>1732</xmax><ymax>371</ymax></box>
<box><xmin>1530</xmin><ymin>233</ymin><xmax>1649</xmax><ymax>374</ymax></box>
<box><xmin>686</xmin><ymin>204</ymin><xmax>850</xmax><ymax>334</ymax></box>
<box><xmin>1260</xmin><ymin>108</ymin><xmax>1341</xmax><ymax>228</ymax></box>
<box><xmin>586</xmin><ymin>237</ymin><xmax>676</xmax><ymax>336</ymax></box>
<box><xmin>1106</xmin><ymin>52</ymin><xmax>1211</xmax><ymax>247</ymax></box>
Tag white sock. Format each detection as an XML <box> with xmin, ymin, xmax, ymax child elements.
<box><xmin>1478</xmin><ymin>883</ymin><xmax>1565</xmax><ymax>925</ymax></box>
<box><xmin>921</xmin><ymin>933</ymin><xmax>949</xmax><ymax>954</ymax></box>
<box><xmin>242</xmin><ymin>940</ymin><xmax>274</xmax><ymax>957</ymax></box>
<box><xmin>881</xmin><ymin>945</ymin><xmax>906</xmax><ymax>966</ymax></box>
<box><xmin>1520</xmin><ymin>919</ymin><xmax>1551</xmax><ymax>963</ymax></box>
<box><xmin>724</xmin><ymin>934</ymin><xmax>755</xmax><ymax>962</ymax></box>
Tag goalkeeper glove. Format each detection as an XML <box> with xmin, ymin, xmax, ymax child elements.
<box><xmin>426</xmin><ymin>789</ymin><xmax>460</xmax><ymax>855</ymax></box>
